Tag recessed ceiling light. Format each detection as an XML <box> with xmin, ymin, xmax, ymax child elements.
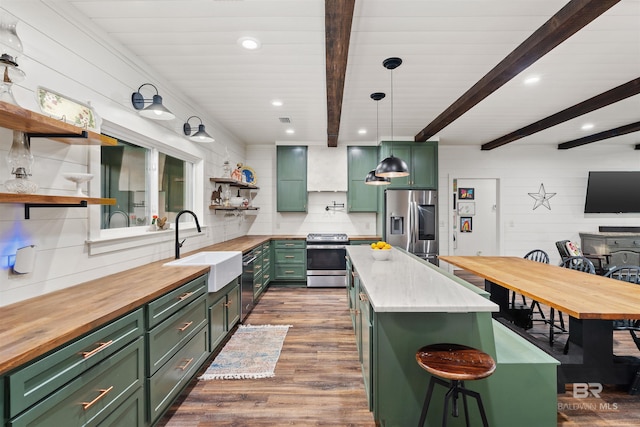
<box><xmin>358</xmin><ymin>129</ymin><xmax>367</xmax><ymax>135</ymax></box>
<box><xmin>581</xmin><ymin>123</ymin><xmax>594</xmax><ymax>131</ymax></box>
<box><xmin>524</xmin><ymin>75</ymin><xmax>540</xmax><ymax>85</ymax></box>
<box><xmin>238</xmin><ymin>37</ymin><xmax>261</xmax><ymax>50</ymax></box>
<box><xmin>271</xmin><ymin>100</ymin><xmax>283</xmax><ymax>107</ymax></box>
<box><xmin>285</xmin><ymin>129</ymin><xmax>295</xmax><ymax>135</ymax></box>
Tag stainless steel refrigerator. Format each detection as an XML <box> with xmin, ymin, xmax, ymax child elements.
<box><xmin>384</xmin><ymin>189</ymin><xmax>438</xmax><ymax>265</ymax></box>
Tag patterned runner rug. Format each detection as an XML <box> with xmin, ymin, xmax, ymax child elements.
<box><xmin>199</xmin><ymin>324</ymin><xmax>291</xmax><ymax>380</ymax></box>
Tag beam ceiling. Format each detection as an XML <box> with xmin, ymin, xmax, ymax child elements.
<box><xmin>413</xmin><ymin>0</ymin><xmax>622</xmax><ymax>144</ymax></box>
<box><xmin>325</xmin><ymin>0</ymin><xmax>355</xmax><ymax>147</ymax></box>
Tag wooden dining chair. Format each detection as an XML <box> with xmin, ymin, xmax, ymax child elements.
<box><xmin>511</xmin><ymin>250</ymin><xmax>549</xmax><ymax>322</ymax></box>
<box><xmin>604</xmin><ymin>265</ymin><xmax>640</xmax><ymax>394</ymax></box>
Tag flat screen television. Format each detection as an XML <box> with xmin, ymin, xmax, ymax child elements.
<box><xmin>584</xmin><ymin>171</ymin><xmax>640</xmax><ymax>213</ymax></box>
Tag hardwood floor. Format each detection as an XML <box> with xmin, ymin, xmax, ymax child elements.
<box><xmin>159</xmin><ymin>283</ymin><xmax>640</xmax><ymax>427</ymax></box>
<box><xmin>157</xmin><ymin>287</ymin><xmax>376</xmax><ymax>426</ymax></box>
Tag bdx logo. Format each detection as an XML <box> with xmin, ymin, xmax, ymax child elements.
<box><xmin>573</xmin><ymin>383</ymin><xmax>603</xmax><ymax>398</ymax></box>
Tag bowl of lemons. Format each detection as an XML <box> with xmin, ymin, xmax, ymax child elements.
<box><xmin>370</xmin><ymin>241</ymin><xmax>392</xmax><ymax>261</ymax></box>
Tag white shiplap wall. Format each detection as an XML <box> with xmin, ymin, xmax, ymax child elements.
<box><xmin>438</xmin><ymin>143</ymin><xmax>640</xmax><ymax>267</ymax></box>
<box><xmin>0</xmin><ymin>3</ymin><xmax>250</xmax><ymax>306</ymax></box>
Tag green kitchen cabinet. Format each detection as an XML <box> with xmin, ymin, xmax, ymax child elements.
<box><xmin>208</xmin><ymin>279</ymin><xmax>241</xmax><ymax>352</ymax></box>
<box><xmin>9</xmin><ymin>337</ymin><xmax>145</xmax><ymax>427</ymax></box>
<box><xmin>8</xmin><ymin>308</ymin><xmax>145</xmax><ymax>420</ymax></box>
<box><xmin>272</xmin><ymin>240</ymin><xmax>307</xmax><ymax>283</ymax></box>
<box><xmin>379</xmin><ymin>141</ymin><xmax>438</xmax><ymax>189</ymax></box>
<box><xmin>347</xmin><ymin>146</ymin><xmax>380</xmax><ymax>212</ymax></box>
<box><xmin>255</xmin><ymin>242</ymin><xmax>272</xmax><ymax>299</ymax></box>
<box><xmin>146</xmin><ymin>275</ymin><xmax>209</xmax><ymax>424</ymax></box>
<box><xmin>262</xmin><ymin>241</ymin><xmax>272</xmax><ymax>290</ymax></box>
<box><xmin>277</xmin><ymin>145</ymin><xmax>308</xmax><ymax>212</ymax></box>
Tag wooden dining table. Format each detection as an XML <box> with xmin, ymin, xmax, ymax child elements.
<box><xmin>439</xmin><ymin>255</ymin><xmax>640</xmax><ymax>392</ymax></box>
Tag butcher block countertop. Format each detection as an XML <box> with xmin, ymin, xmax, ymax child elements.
<box><xmin>0</xmin><ymin>234</ymin><xmax>376</xmax><ymax>375</ymax></box>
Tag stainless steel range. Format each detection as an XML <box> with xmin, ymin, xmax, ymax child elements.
<box><xmin>306</xmin><ymin>233</ymin><xmax>349</xmax><ymax>287</ymax></box>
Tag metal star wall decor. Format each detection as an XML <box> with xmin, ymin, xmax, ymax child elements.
<box><xmin>528</xmin><ymin>183</ymin><xmax>556</xmax><ymax>210</ymax></box>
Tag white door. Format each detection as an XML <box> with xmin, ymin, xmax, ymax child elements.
<box><xmin>453</xmin><ymin>178</ymin><xmax>498</xmax><ymax>256</ymax></box>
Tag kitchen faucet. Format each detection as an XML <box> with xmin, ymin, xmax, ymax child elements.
<box><xmin>175</xmin><ymin>210</ymin><xmax>202</xmax><ymax>259</ymax></box>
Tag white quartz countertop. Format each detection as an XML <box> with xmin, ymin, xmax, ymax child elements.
<box><xmin>346</xmin><ymin>246</ymin><xmax>498</xmax><ymax>313</ymax></box>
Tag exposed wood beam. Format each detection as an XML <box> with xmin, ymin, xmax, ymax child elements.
<box><xmin>558</xmin><ymin>121</ymin><xmax>640</xmax><ymax>150</ymax></box>
<box><xmin>482</xmin><ymin>78</ymin><xmax>640</xmax><ymax>150</ymax></box>
<box><xmin>325</xmin><ymin>0</ymin><xmax>355</xmax><ymax>147</ymax></box>
<box><xmin>414</xmin><ymin>0</ymin><xmax>621</xmax><ymax>143</ymax></box>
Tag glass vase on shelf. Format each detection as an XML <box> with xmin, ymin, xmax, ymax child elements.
<box><xmin>0</xmin><ymin>13</ymin><xmax>25</xmax><ymax>106</ymax></box>
<box><xmin>5</xmin><ymin>130</ymin><xmax>37</xmax><ymax>194</ymax></box>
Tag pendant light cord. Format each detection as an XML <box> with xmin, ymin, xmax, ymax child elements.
<box><xmin>390</xmin><ymin>66</ymin><xmax>394</xmax><ymax>156</ymax></box>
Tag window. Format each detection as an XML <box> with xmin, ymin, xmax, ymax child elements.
<box><xmin>100</xmin><ymin>136</ymin><xmax>192</xmax><ymax>229</ymax></box>
<box><xmin>101</xmin><ymin>138</ymin><xmax>149</xmax><ymax>229</ymax></box>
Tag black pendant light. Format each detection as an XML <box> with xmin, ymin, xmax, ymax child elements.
<box><xmin>365</xmin><ymin>92</ymin><xmax>391</xmax><ymax>186</ymax></box>
<box><xmin>375</xmin><ymin>57</ymin><xmax>409</xmax><ymax>178</ymax></box>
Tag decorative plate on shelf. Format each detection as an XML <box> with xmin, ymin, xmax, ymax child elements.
<box><xmin>36</xmin><ymin>87</ymin><xmax>101</xmax><ymax>131</ymax></box>
<box><xmin>241</xmin><ymin>166</ymin><xmax>257</xmax><ymax>185</ymax></box>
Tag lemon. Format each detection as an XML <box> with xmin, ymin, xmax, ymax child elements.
<box><xmin>370</xmin><ymin>243</ymin><xmax>376</xmax><ymax>249</ymax></box>
<box><xmin>383</xmin><ymin>244</ymin><xmax>392</xmax><ymax>250</ymax></box>
<box><xmin>376</xmin><ymin>241</ymin><xmax>386</xmax><ymax>249</ymax></box>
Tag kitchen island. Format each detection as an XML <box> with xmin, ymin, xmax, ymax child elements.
<box><xmin>346</xmin><ymin>246</ymin><xmax>559</xmax><ymax>426</ymax></box>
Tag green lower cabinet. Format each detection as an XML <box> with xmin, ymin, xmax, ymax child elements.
<box><xmin>147</xmin><ymin>326</ymin><xmax>208</xmax><ymax>424</ymax></box>
<box><xmin>272</xmin><ymin>240</ymin><xmax>306</xmax><ymax>283</ymax></box>
<box><xmin>96</xmin><ymin>387</ymin><xmax>145</xmax><ymax>427</ymax></box>
<box><xmin>9</xmin><ymin>336</ymin><xmax>145</xmax><ymax>427</ymax></box>
<box><xmin>208</xmin><ymin>279</ymin><xmax>241</xmax><ymax>352</ymax></box>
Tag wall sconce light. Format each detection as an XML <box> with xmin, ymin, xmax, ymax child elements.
<box><xmin>183</xmin><ymin>116</ymin><xmax>214</xmax><ymax>143</ymax></box>
<box><xmin>131</xmin><ymin>83</ymin><xmax>175</xmax><ymax>120</ymax></box>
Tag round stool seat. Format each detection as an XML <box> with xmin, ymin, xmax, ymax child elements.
<box><xmin>416</xmin><ymin>343</ymin><xmax>496</xmax><ymax>381</ymax></box>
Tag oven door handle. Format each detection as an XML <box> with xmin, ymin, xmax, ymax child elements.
<box><xmin>242</xmin><ymin>256</ymin><xmax>257</xmax><ymax>266</ymax></box>
<box><xmin>306</xmin><ymin>245</ymin><xmax>347</xmax><ymax>250</ymax></box>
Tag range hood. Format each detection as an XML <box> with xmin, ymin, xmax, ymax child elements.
<box><xmin>307</xmin><ymin>146</ymin><xmax>347</xmax><ymax>192</ymax></box>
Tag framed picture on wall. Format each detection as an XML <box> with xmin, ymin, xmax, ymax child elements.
<box><xmin>460</xmin><ymin>217</ymin><xmax>472</xmax><ymax>232</ymax></box>
<box><xmin>458</xmin><ymin>201</ymin><xmax>475</xmax><ymax>215</ymax></box>
<box><xmin>458</xmin><ymin>188</ymin><xmax>475</xmax><ymax>200</ymax></box>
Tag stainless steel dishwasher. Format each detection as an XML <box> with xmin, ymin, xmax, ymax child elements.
<box><xmin>241</xmin><ymin>252</ymin><xmax>257</xmax><ymax>321</ymax></box>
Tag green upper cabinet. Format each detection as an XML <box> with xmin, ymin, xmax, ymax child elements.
<box><xmin>347</xmin><ymin>146</ymin><xmax>380</xmax><ymax>212</ymax></box>
<box><xmin>277</xmin><ymin>145</ymin><xmax>308</xmax><ymax>212</ymax></box>
<box><xmin>379</xmin><ymin>141</ymin><xmax>438</xmax><ymax>189</ymax></box>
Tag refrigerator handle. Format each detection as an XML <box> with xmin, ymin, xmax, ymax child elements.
<box><xmin>409</xmin><ymin>199</ymin><xmax>416</xmax><ymax>252</ymax></box>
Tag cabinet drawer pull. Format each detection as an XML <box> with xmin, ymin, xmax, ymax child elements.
<box><xmin>285</xmin><ymin>243</ymin><xmax>295</xmax><ymax>246</ymax></box>
<box><xmin>81</xmin><ymin>386</ymin><xmax>114</xmax><ymax>410</ymax></box>
<box><xmin>224</xmin><ymin>300</ymin><xmax>232</xmax><ymax>308</ymax></box>
<box><xmin>285</xmin><ymin>270</ymin><xmax>295</xmax><ymax>274</ymax></box>
<box><xmin>284</xmin><ymin>255</ymin><xmax>295</xmax><ymax>258</ymax></box>
<box><xmin>359</xmin><ymin>292</ymin><xmax>368</xmax><ymax>302</ymax></box>
<box><xmin>82</xmin><ymin>340</ymin><xmax>113</xmax><ymax>359</ymax></box>
<box><xmin>177</xmin><ymin>358</ymin><xmax>194</xmax><ymax>371</ymax></box>
<box><xmin>263</xmin><ymin>274</ymin><xmax>270</xmax><ymax>279</ymax></box>
<box><xmin>178</xmin><ymin>321</ymin><xmax>193</xmax><ymax>332</ymax></box>
<box><xmin>178</xmin><ymin>291</ymin><xmax>194</xmax><ymax>301</ymax></box>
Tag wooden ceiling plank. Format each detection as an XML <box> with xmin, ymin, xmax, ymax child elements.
<box><xmin>414</xmin><ymin>0</ymin><xmax>622</xmax><ymax>143</ymax></box>
<box><xmin>483</xmin><ymin>78</ymin><xmax>640</xmax><ymax>150</ymax></box>
<box><xmin>325</xmin><ymin>0</ymin><xmax>355</xmax><ymax>147</ymax></box>
<box><xmin>557</xmin><ymin>121</ymin><xmax>640</xmax><ymax>150</ymax></box>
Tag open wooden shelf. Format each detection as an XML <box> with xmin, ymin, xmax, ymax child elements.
<box><xmin>0</xmin><ymin>101</ymin><xmax>117</xmax><ymax>146</ymax></box>
<box><xmin>210</xmin><ymin>205</ymin><xmax>259</xmax><ymax>212</ymax></box>
<box><xmin>0</xmin><ymin>193</ymin><xmax>115</xmax><ymax>205</ymax></box>
<box><xmin>209</xmin><ymin>177</ymin><xmax>259</xmax><ymax>190</ymax></box>
<box><xmin>0</xmin><ymin>193</ymin><xmax>116</xmax><ymax>219</ymax></box>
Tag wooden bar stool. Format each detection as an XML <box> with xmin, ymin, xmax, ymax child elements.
<box><xmin>416</xmin><ymin>343</ymin><xmax>496</xmax><ymax>427</ymax></box>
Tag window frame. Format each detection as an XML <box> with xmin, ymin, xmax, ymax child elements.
<box><xmin>86</xmin><ymin>121</ymin><xmax>204</xmax><ymax>255</ymax></box>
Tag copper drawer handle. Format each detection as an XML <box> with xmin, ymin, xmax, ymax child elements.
<box><xmin>284</xmin><ymin>255</ymin><xmax>295</xmax><ymax>258</ymax></box>
<box><xmin>359</xmin><ymin>292</ymin><xmax>368</xmax><ymax>302</ymax></box>
<box><xmin>178</xmin><ymin>321</ymin><xmax>193</xmax><ymax>332</ymax></box>
<box><xmin>263</xmin><ymin>274</ymin><xmax>270</xmax><ymax>279</ymax></box>
<box><xmin>82</xmin><ymin>386</ymin><xmax>114</xmax><ymax>410</ymax></box>
<box><xmin>82</xmin><ymin>340</ymin><xmax>113</xmax><ymax>359</ymax></box>
<box><xmin>177</xmin><ymin>358</ymin><xmax>194</xmax><ymax>371</ymax></box>
<box><xmin>285</xmin><ymin>243</ymin><xmax>295</xmax><ymax>246</ymax></box>
<box><xmin>284</xmin><ymin>270</ymin><xmax>295</xmax><ymax>274</ymax></box>
<box><xmin>224</xmin><ymin>300</ymin><xmax>232</xmax><ymax>308</ymax></box>
<box><xmin>178</xmin><ymin>291</ymin><xmax>194</xmax><ymax>301</ymax></box>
